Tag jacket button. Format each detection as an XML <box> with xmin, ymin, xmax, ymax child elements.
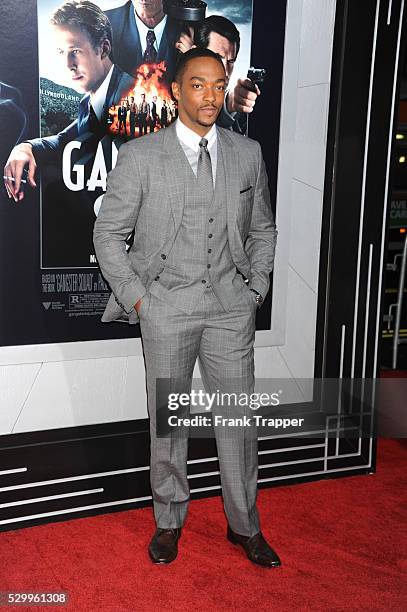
<box><xmin>154</xmin><ymin>275</ymin><xmax>160</xmax><ymax>281</ymax></box>
<box><xmin>208</xmin><ymin>233</ymin><xmax>213</xmax><ymax>238</ymax></box>
<box><xmin>161</xmin><ymin>254</ymin><xmax>166</xmax><ymax>260</ymax></box>
<box><xmin>209</xmin><ymin>218</ymin><xmax>214</xmax><ymax>223</ymax></box>
<box><xmin>201</xmin><ymin>279</ymin><xmax>206</xmax><ymax>284</ymax></box>
<box><xmin>207</xmin><ymin>264</ymin><xmax>211</xmax><ymax>269</ymax></box>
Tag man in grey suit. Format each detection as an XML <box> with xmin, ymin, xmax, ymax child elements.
<box><xmin>93</xmin><ymin>48</ymin><xmax>280</xmax><ymax>568</ymax></box>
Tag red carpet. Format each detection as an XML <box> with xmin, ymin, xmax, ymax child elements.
<box><xmin>0</xmin><ymin>439</ymin><xmax>406</xmax><ymax>611</ymax></box>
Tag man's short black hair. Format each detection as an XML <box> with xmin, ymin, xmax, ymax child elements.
<box><xmin>194</xmin><ymin>15</ymin><xmax>240</xmax><ymax>58</ymax></box>
<box><xmin>50</xmin><ymin>0</ymin><xmax>113</xmax><ymax>60</ymax></box>
<box><xmin>174</xmin><ymin>47</ymin><xmax>226</xmax><ymax>83</ymax></box>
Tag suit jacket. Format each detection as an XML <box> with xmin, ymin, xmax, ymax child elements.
<box><xmin>29</xmin><ymin>65</ymin><xmax>134</xmax><ymax>164</ymax></box>
<box><xmin>0</xmin><ymin>82</ymin><xmax>27</xmax><ymax>166</ymax></box>
<box><xmin>118</xmin><ymin>105</ymin><xmax>128</xmax><ymax>119</ymax></box>
<box><xmin>217</xmin><ymin>106</ymin><xmax>247</xmax><ymax>135</ymax></box>
<box><xmin>138</xmin><ymin>101</ymin><xmax>150</xmax><ymax>115</ymax></box>
<box><xmin>105</xmin><ymin>1</ymin><xmax>184</xmax><ymax>82</ymax></box>
<box><xmin>93</xmin><ymin>122</ymin><xmax>278</xmax><ymax>325</ymax></box>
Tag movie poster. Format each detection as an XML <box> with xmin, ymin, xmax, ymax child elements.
<box><xmin>0</xmin><ymin>0</ymin><xmax>283</xmax><ymax>346</ymax></box>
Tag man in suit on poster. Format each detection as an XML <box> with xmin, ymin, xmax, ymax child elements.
<box><xmin>149</xmin><ymin>94</ymin><xmax>158</xmax><ymax>132</ymax></box>
<box><xmin>3</xmin><ymin>0</ymin><xmax>134</xmax><ymax>202</ymax></box>
<box><xmin>93</xmin><ymin>48</ymin><xmax>280</xmax><ymax>568</ymax></box>
<box><xmin>105</xmin><ymin>0</ymin><xmax>184</xmax><ymax>83</ymax></box>
<box><xmin>118</xmin><ymin>100</ymin><xmax>129</xmax><ymax>134</ymax></box>
<box><xmin>129</xmin><ymin>95</ymin><xmax>138</xmax><ymax>136</ymax></box>
<box><xmin>138</xmin><ymin>92</ymin><xmax>150</xmax><ymax>136</ymax></box>
<box><xmin>160</xmin><ymin>98</ymin><xmax>169</xmax><ymax>127</ymax></box>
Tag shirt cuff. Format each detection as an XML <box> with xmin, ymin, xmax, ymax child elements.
<box><xmin>224</xmin><ymin>93</ymin><xmax>237</xmax><ymax>120</ymax></box>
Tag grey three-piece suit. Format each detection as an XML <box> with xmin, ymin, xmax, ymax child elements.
<box><xmin>93</xmin><ymin>121</ymin><xmax>277</xmax><ymax>537</ymax></box>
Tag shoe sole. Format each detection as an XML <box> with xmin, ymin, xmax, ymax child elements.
<box><xmin>148</xmin><ymin>550</ymin><xmax>178</xmax><ymax>564</ymax></box>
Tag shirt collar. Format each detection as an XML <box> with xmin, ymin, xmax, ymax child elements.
<box><xmin>133</xmin><ymin>8</ymin><xmax>167</xmax><ymax>53</ymax></box>
<box><xmin>90</xmin><ymin>64</ymin><xmax>114</xmax><ymax>120</ymax></box>
<box><xmin>176</xmin><ymin>118</ymin><xmax>217</xmax><ymax>153</ymax></box>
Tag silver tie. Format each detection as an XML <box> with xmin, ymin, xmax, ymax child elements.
<box><xmin>197</xmin><ymin>137</ymin><xmax>214</xmax><ymax>199</ymax></box>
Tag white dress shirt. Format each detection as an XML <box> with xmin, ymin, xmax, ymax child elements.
<box><xmin>175</xmin><ymin>118</ymin><xmax>217</xmax><ymax>186</ymax></box>
<box><xmin>133</xmin><ymin>8</ymin><xmax>167</xmax><ymax>55</ymax></box>
<box><xmin>90</xmin><ymin>64</ymin><xmax>114</xmax><ymax>121</ymax></box>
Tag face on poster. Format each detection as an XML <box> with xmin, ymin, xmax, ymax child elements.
<box><xmin>1</xmin><ymin>0</ymin><xmax>285</xmax><ymax>347</ymax></box>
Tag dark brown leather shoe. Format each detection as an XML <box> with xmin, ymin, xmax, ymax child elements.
<box><xmin>227</xmin><ymin>525</ymin><xmax>281</xmax><ymax>568</ymax></box>
<box><xmin>148</xmin><ymin>528</ymin><xmax>181</xmax><ymax>564</ymax></box>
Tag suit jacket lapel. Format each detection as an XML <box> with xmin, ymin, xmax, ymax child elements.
<box><xmin>104</xmin><ymin>65</ymin><xmax>121</xmax><ymax>111</ymax></box>
<box><xmin>97</xmin><ymin>66</ymin><xmax>122</xmax><ymax>156</ymax></box>
<box><xmin>162</xmin><ymin>123</ymin><xmax>188</xmax><ymax>227</ymax></box>
<box><xmin>158</xmin><ymin>19</ymin><xmax>169</xmax><ymax>62</ymax></box>
<box><xmin>127</xmin><ymin>2</ymin><xmax>143</xmax><ymax>65</ymax></box>
<box><xmin>217</xmin><ymin>127</ymin><xmax>240</xmax><ymax>236</ymax></box>
<box><xmin>158</xmin><ymin>17</ymin><xmax>177</xmax><ymax>62</ymax></box>
<box><xmin>77</xmin><ymin>94</ymin><xmax>90</xmax><ymax>135</ymax></box>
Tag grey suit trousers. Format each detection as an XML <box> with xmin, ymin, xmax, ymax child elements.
<box><xmin>138</xmin><ymin>284</ymin><xmax>260</xmax><ymax>538</ymax></box>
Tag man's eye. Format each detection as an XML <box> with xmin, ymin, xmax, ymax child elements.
<box><xmin>192</xmin><ymin>84</ymin><xmax>202</xmax><ymax>89</ymax></box>
<box><xmin>216</xmin><ymin>85</ymin><xmax>226</xmax><ymax>91</ymax></box>
<box><xmin>72</xmin><ymin>49</ymin><xmax>80</xmax><ymax>55</ymax></box>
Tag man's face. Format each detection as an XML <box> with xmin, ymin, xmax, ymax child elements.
<box><xmin>53</xmin><ymin>25</ymin><xmax>107</xmax><ymax>94</ymax></box>
<box><xmin>207</xmin><ymin>32</ymin><xmax>237</xmax><ymax>82</ymax></box>
<box><xmin>133</xmin><ymin>0</ymin><xmax>163</xmax><ymax>17</ymax></box>
<box><xmin>172</xmin><ymin>57</ymin><xmax>226</xmax><ymax>135</ymax></box>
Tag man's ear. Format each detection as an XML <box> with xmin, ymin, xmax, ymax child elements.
<box><xmin>172</xmin><ymin>81</ymin><xmax>180</xmax><ymax>101</ymax></box>
<box><xmin>100</xmin><ymin>39</ymin><xmax>111</xmax><ymax>60</ymax></box>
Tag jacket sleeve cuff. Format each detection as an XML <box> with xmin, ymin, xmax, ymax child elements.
<box><xmin>115</xmin><ymin>279</ymin><xmax>146</xmax><ymax>314</ymax></box>
<box><xmin>249</xmin><ymin>272</ymin><xmax>270</xmax><ymax>304</ymax></box>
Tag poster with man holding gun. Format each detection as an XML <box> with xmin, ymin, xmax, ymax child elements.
<box><xmin>1</xmin><ymin>0</ymin><xmax>283</xmax><ymax>345</ymax></box>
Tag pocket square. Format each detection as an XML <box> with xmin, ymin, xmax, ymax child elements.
<box><xmin>240</xmin><ymin>186</ymin><xmax>253</xmax><ymax>194</ymax></box>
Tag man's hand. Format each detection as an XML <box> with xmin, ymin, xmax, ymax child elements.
<box><xmin>227</xmin><ymin>79</ymin><xmax>260</xmax><ymax>114</ymax></box>
<box><xmin>175</xmin><ymin>26</ymin><xmax>195</xmax><ymax>53</ymax></box>
<box><xmin>4</xmin><ymin>143</ymin><xmax>37</xmax><ymax>202</ymax></box>
<box><xmin>134</xmin><ymin>298</ymin><xmax>142</xmax><ymax>314</ymax></box>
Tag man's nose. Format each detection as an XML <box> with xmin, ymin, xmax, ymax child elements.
<box><xmin>203</xmin><ymin>86</ymin><xmax>216</xmax><ymax>102</ymax></box>
<box><xmin>66</xmin><ymin>54</ymin><xmax>76</xmax><ymax>70</ymax></box>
